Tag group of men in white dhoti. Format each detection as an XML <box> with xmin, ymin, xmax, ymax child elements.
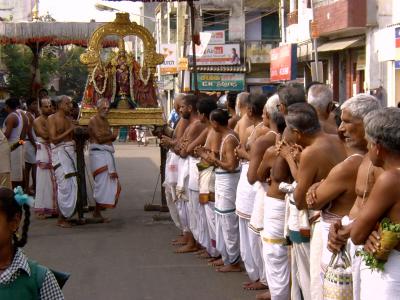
<box><xmin>161</xmin><ymin>85</ymin><xmax>400</xmax><ymax>300</ymax></box>
<box><xmin>1</xmin><ymin>94</ymin><xmax>120</xmax><ymax>228</ymax></box>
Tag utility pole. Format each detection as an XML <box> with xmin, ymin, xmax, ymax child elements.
<box><xmin>188</xmin><ymin>0</ymin><xmax>198</xmax><ymax>93</ymax></box>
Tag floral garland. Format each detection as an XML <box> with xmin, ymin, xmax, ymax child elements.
<box><xmin>111</xmin><ymin>67</ymin><xmax>116</xmax><ymax>104</ymax></box>
<box><xmin>129</xmin><ymin>65</ymin><xmax>135</xmax><ymax>103</ymax></box>
<box><xmin>91</xmin><ymin>64</ymin><xmax>108</xmax><ymax>95</ymax></box>
<box><xmin>139</xmin><ymin>66</ymin><xmax>151</xmax><ymax>86</ymax></box>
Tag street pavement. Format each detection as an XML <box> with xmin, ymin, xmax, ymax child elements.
<box><xmin>25</xmin><ymin>144</ymin><xmax>259</xmax><ymax>300</ymax></box>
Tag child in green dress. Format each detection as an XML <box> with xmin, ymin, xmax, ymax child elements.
<box><xmin>0</xmin><ymin>187</ymin><xmax>64</xmax><ymax>299</ymax></box>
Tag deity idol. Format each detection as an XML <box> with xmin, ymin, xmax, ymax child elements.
<box><xmin>83</xmin><ymin>39</ymin><xmax>158</xmax><ymax>109</ymax></box>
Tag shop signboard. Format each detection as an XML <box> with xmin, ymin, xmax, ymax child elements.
<box><xmin>187</xmin><ymin>43</ymin><xmax>241</xmax><ymax>65</ymax></box>
<box><xmin>177</xmin><ymin>57</ymin><xmax>188</xmax><ymax>71</ymax></box>
<box><xmin>246</xmin><ymin>42</ymin><xmax>272</xmax><ymax>64</ymax></box>
<box><xmin>192</xmin><ymin>73</ymin><xmax>245</xmax><ymax>91</ymax></box>
<box><xmin>270</xmin><ymin>44</ymin><xmax>297</xmax><ymax>82</ymax></box>
<box><xmin>159</xmin><ymin>44</ymin><xmax>178</xmax><ymax>74</ymax></box>
<box><xmin>200</xmin><ymin>30</ymin><xmax>226</xmax><ymax>45</ymax></box>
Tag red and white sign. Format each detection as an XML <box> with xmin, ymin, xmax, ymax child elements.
<box><xmin>200</xmin><ymin>30</ymin><xmax>225</xmax><ymax>45</ymax></box>
<box><xmin>270</xmin><ymin>44</ymin><xmax>297</xmax><ymax>82</ymax></box>
<box><xmin>187</xmin><ymin>43</ymin><xmax>240</xmax><ymax>65</ymax></box>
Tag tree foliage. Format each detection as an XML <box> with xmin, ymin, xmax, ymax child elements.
<box><xmin>2</xmin><ymin>44</ymin><xmax>87</xmax><ymax>101</ymax></box>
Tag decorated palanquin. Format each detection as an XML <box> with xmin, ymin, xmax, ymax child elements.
<box><xmin>79</xmin><ymin>13</ymin><xmax>165</xmax><ymax>126</ymax></box>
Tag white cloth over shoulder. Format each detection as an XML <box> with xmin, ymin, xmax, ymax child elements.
<box><xmin>89</xmin><ymin>143</ymin><xmax>121</xmax><ymax>208</ymax></box>
<box><xmin>235</xmin><ymin>162</ymin><xmax>257</xmax><ymax>219</ymax></box>
<box><xmin>214</xmin><ymin>168</ymin><xmax>240</xmax><ymax>213</ymax></box>
<box><xmin>188</xmin><ymin>156</ymin><xmax>200</xmax><ymax>191</ymax></box>
<box><xmin>249</xmin><ymin>181</ymin><xmax>267</xmax><ymax>234</ymax></box>
<box><xmin>52</xmin><ymin>141</ymin><xmax>78</xmax><ymax>218</ymax></box>
<box><xmin>176</xmin><ymin>157</ymin><xmax>189</xmax><ymax>201</ymax></box>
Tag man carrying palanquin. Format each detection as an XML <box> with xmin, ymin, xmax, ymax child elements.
<box><xmin>88</xmin><ymin>98</ymin><xmax>120</xmax><ymax>223</ymax></box>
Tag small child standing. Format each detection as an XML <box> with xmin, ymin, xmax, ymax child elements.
<box><xmin>0</xmin><ymin>187</ymin><xmax>64</xmax><ymax>299</ymax></box>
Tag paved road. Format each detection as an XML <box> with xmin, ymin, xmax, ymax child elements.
<box><xmin>25</xmin><ymin>144</ymin><xmax>259</xmax><ymax>300</ymax></box>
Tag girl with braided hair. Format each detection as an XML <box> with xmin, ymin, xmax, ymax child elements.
<box><xmin>0</xmin><ymin>187</ymin><xmax>64</xmax><ymax>299</ymax></box>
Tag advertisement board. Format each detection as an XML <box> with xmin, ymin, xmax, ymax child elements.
<box><xmin>200</xmin><ymin>30</ymin><xmax>226</xmax><ymax>45</ymax></box>
<box><xmin>159</xmin><ymin>44</ymin><xmax>178</xmax><ymax>74</ymax></box>
<box><xmin>395</xmin><ymin>27</ymin><xmax>400</xmax><ymax>69</ymax></box>
<box><xmin>192</xmin><ymin>73</ymin><xmax>245</xmax><ymax>91</ymax></box>
<box><xmin>246</xmin><ymin>42</ymin><xmax>272</xmax><ymax>64</ymax></box>
<box><xmin>270</xmin><ymin>44</ymin><xmax>298</xmax><ymax>81</ymax></box>
<box><xmin>188</xmin><ymin>44</ymin><xmax>241</xmax><ymax>65</ymax></box>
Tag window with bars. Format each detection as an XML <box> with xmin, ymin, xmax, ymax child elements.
<box><xmin>202</xmin><ymin>10</ymin><xmax>229</xmax><ymax>41</ymax></box>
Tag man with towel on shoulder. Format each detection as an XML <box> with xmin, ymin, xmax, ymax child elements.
<box><xmin>48</xmin><ymin>95</ymin><xmax>77</xmax><ymax>228</ymax></box>
<box><xmin>88</xmin><ymin>98</ymin><xmax>120</xmax><ymax>223</ymax></box>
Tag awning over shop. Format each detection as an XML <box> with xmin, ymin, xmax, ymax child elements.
<box><xmin>318</xmin><ymin>36</ymin><xmax>364</xmax><ymax>53</ymax></box>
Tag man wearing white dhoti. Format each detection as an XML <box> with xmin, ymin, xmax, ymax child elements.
<box><xmin>351</xmin><ymin>108</ymin><xmax>400</xmax><ymax>300</ymax></box>
<box><xmin>88</xmin><ymin>98</ymin><xmax>120</xmax><ymax>222</ymax></box>
<box><xmin>235</xmin><ymin>94</ymin><xmax>267</xmax><ymax>289</ymax></box>
<box><xmin>33</xmin><ymin>98</ymin><xmax>57</xmax><ymax>217</ymax></box>
<box><xmin>48</xmin><ymin>95</ymin><xmax>77</xmax><ymax>228</ymax></box>
<box><xmin>160</xmin><ymin>94</ymin><xmax>188</xmax><ymax>233</ymax></box>
<box><xmin>204</xmin><ymin>109</ymin><xmax>241</xmax><ymax>272</ymax></box>
<box><xmin>279</xmin><ymin>102</ymin><xmax>346</xmax><ymax>300</ymax></box>
<box><xmin>307</xmin><ymin>94</ymin><xmax>381</xmax><ymax>300</ymax></box>
<box><xmin>3</xmin><ymin>98</ymin><xmax>24</xmax><ymax>188</ymax></box>
<box><xmin>174</xmin><ymin>94</ymin><xmax>206</xmax><ymax>253</ymax></box>
<box><xmin>183</xmin><ymin>97</ymin><xmax>218</xmax><ymax>258</ymax></box>
<box><xmin>257</xmin><ymin>113</ymin><xmax>291</xmax><ymax>300</ymax></box>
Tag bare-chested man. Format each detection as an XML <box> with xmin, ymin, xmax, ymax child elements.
<box><xmin>48</xmin><ymin>95</ymin><xmax>77</xmax><ymax>228</ymax></box>
<box><xmin>3</xmin><ymin>98</ymin><xmax>24</xmax><ymax>188</ymax></box>
<box><xmin>280</xmin><ymin>102</ymin><xmax>347</xmax><ymax>300</ymax></box>
<box><xmin>234</xmin><ymin>94</ymin><xmax>268</xmax><ymax>290</ymax></box>
<box><xmin>277</xmin><ymin>82</ymin><xmax>306</xmax><ymax>115</ymax></box>
<box><xmin>24</xmin><ymin>97</ymin><xmax>39</xmax><ymax>195</ymax></box>
<box><xmin>226</xmin><ymin>92</ymin><xmax>239</xmax><ymax>129</ymax></box>
<box><xmin>307</xmin><ymin>84</ymin><xmax>338</xmax><ymax>134</ymax></box>
<box><xmin>234</xmin><ymin>92</ymin><xmax>251</xmax><ymax>139</ymax></box>
<box><xmin>160</xmin><ymin>94</ymin><xmax>189</xmax><ymax>239</ymax></box>
<box><xmin>256</xmin><ymin>109</ymin><xmax>289</xmax><ymax>300</ymax></box>
<box><xmin>88</xmin><ymin>98</ymin><xmax>120</xmax><ymax>223</ymax></box>
<box><xmin>182</xmin><ymin>97</ymin><xmax>218</xmax><ymax>259</ymax></box>
<box><xmin>350</xmin><ymin>108</ymin><xmax>400</xmax><ymax>300</ymax></box>
<box><xmin>33</xmin><ymin>98</ymin><xmax>57</xmax><ymax>218</ymax></box>
<box><xmin>305</xmin><ymin>95</ymin><xmax>380</xmax><ymax>286</ymax></box>
<box><xmin>202</xmin><ymin>108</ymin><xmax>241</xmax><ymax>272</ymax></box>
<box><xmin>174</xmin><ymin>94</ymin><xmax>207</xmax><ymax>253</ymax></box>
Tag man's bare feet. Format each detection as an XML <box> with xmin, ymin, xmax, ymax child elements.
<box><xmin>195</xmin><ymin>249</ymin><xmax>207</xmax><ymax>256</ymax></box>
<box><xmin>216</xmin><ymin>263</ymin><xmax>242</xmax><ymax>273</ymax></box>
<box><xmin>208</xmin><ymin>258</ymin><xmax>224</xmax><ymax>267</ymax></box>
<box><xmin>175</xmin><ymin>244</ymin><xmax>198</xmax><ymax>253</ymax></box>
<box><xmin>244</xmin><ymin>281</ymin><xmax>268</xmax><ymax>290</ymax></box>
<box><xmin>255</xmin><ymin>291</ymin><xmax>271</xmax><ymax>300</ymax></box>
<box><xmin>172</xmin><ymin>235</ymin><xmax>187</xmax><ymax>246</ymax></box>
<box><xmin>199</xmin><ymin>252</ymin><xmax>211</xmax><ymax>259</ymax></box>
<box><xmin>57</xmin><ymin>219</ymin><xmax>72</xmax><ymax>228</ymax></box>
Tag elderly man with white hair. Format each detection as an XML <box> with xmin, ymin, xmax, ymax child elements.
<box><xmin>306</xmin><ymin>93</ymin><xmax>381</xmax><ymax>300</ymax></box>
<box><xmin>307</xmin><ymin>84</ymin><xmax>338</xmax><ymax>134</ymax></box>
<box><xmin>48</xmin><ymin>95</ymin><xmax>77</xmax><ymax>228</ymax></box>
<box><xmin>88</xmin><ymin>98</ymin><xmax>120</xmax><ymax>223</ymax></box>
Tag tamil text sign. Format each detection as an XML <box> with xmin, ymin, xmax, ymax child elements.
<box><xmin>160</xmin><ymin>44</ymin><xmax>177</xmax><ymax>74</ymax></box>
<box><xmin>270</xmin><ymin>44</ymin><xmax>297</xmax><ymax>81</ymax></box>
<box><xmin>188</xmin><ymin>44</ymin><xmax>241</xmax><ymax>65</ymax></box>
<box><xmin>193</xmin><ymin>73</ymin><xmax>245</xmax><ymax>91</ymax></box>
